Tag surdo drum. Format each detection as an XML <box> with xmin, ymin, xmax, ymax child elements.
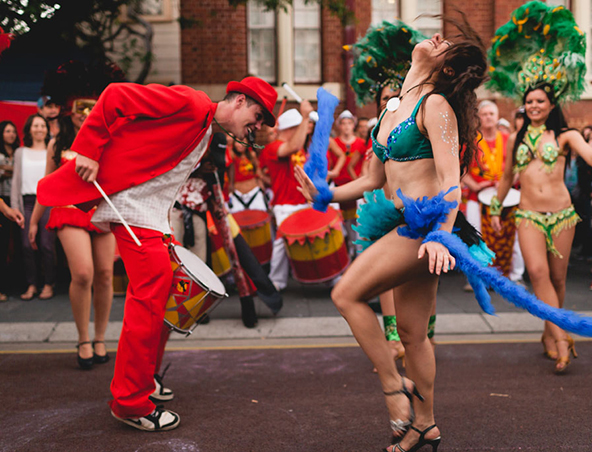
<box><xmin>164</xmin><ymin>244</ymin><xmax>227</xmax><ymax>335</ymax></box>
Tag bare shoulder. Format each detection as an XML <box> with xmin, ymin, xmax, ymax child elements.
<box><xmin>424</xmin><ymin>93</ymin><xmax>450</xmax><ymax>109</ymax></box>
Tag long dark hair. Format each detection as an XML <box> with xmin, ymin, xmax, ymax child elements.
<box><xmin>419</xmin><ymin>13</ymin><xmax>488</xmax><ymax>174</ymax></box>
<box><xmin>53</xmin><ymin>116</ymin><xmax>77</xmax><ymax>167</ymax></box>
<box><xmin>22</xmin><ymin>114</ymin><xmax>50</xmax><ymax>148</ymax></box>
<box><xmin>513</xmin><ymin>83</ymin><xmax>569</xmax><ymax>163</ymax></box>
<box><xmin>0</xmin><ymin>121</ymin><xmax>20</xmax><ymax>156</ymax></box>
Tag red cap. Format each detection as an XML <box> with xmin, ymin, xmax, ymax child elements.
<box><xmin>226</xmin><ymin>77</ymin><xmax>277</xmax><ymax>127</ymax></box>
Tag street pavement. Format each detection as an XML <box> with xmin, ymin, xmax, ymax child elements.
<box><xmin>0</xmin><ymin>257</ymin><xmax>591</xmax><ymax>349</ymax></box>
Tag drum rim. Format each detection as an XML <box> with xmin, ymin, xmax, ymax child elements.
<box><xmin>233</xmin><ymin>209</ymin><xmax>270</xmax><ymax>227</ymax></box>
<box><xmin>279</xmin><ymin>206</ymin><xmax>341</xmax><ymax>238</ymax></box>
<box><xmin>170</xmin><ymin>245</ymin><xmax>226</xmax><ymax>297</ymax></box>
<box><xmin>478</xmin><ymin>186</ymin><xmax>520</xmax><ymax>207</ymax></box>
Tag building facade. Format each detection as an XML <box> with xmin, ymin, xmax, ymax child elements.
<box><xmin>179</xmin><ymin>0</ymin><xmax>592</xmax><ymax>129</ymax></box>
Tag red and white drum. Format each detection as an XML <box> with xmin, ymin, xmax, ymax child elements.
<box><xmin>278</xmin><ymin>207</ymin><xmax>350</xmax><ymax>283</ymax></box>
<box><xmin>233</xmin><ymin>209</ymin><xmax>272</xmax><ymax>264</ymax></box>
<box><xmin>164</xmin><ymin>245</ymin><xmax>227</xmax><ymax>335</ymax></box>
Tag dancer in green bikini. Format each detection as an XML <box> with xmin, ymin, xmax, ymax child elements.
<box><xmin>489</xmin><ymin>1</ymin><xmax>592</xmax><ymax>373</ymax></box>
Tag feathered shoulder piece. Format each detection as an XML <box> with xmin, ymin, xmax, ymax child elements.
<box><xmin>346</xmin><ymin>20</ymin><xmax>427</xmax><ymax>106</ymax></box>
<box><xmin>487</xmin><ymin>0</ymin><xmax>586</xmax><ymax>103</ymax></box>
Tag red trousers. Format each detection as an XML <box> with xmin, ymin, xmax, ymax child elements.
<box><xmin>109</xmin><ymin>224</ymin><xmax>171</xmax><ymax>418</ymax></box>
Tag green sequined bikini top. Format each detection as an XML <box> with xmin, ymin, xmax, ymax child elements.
<box><xmin>514</xmin><ymin>124</ymin><xmax>564</xmax><ymax>173</ymax></box>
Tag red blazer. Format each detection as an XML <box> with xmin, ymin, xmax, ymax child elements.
<box><xmin>37</xmin><ymin>83</ymin><xmax>217</xmax><ymax>209</ymax></box>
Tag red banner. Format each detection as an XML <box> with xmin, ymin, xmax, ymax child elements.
<box><xmin>0</xmin><ymin>100</ymin><xmax>38</xmax><ymax>136</ymax></box>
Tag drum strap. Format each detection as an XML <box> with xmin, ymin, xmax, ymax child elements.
<box><xmin>233</xmin><ymin>188</ymin><xmax>269</xmax><ymax>210</ymax></box>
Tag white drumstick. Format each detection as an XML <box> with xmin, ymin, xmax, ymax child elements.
<box><xmin>93</xmin><ymin>180</ymin><xmax>142</xmax><ymax>247</ymax></box>
<box><xmin>282</xmin><ymin>83</ymin><xmax>303</xmax><ymax>103</ymax></box>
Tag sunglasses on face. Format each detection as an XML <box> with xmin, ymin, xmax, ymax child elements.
<box><xmin>72</xmin><ymin>99</ymin><xmax>97</xmax><ymax>116</ymax></box>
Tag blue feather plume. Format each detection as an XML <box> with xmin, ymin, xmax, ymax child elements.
<box><xmin>425</xmin><ymin>230</ymin><xmax>592</xmax><ymax>337</ymax></box>
<box><xmin>304</xmin><ymin>87</ymin><xmax>339</xmax><ymax>212</ymax></box>
<box><xmin>396</xmin><ymin>187</ymin><xmax>458</xmax><ymax>240</ymax></box>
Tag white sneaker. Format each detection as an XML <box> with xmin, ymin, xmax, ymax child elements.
<box><xmin>112</xmin><ymin>406</ymin><xmax>180</xmax><ymax>431</ymax></box>
<box><xmin>150</xmin><ymin>374</ymin><xmax>174</xmax><ymax>402</ymax></box>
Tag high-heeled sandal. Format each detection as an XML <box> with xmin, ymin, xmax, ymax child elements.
<box><xmin>555</xmin><ymin>335</ymin><xmax>577</xmax><ymax>374</ymax></box>
<box><xmin>76</xmin><ymin>341</ymin><xmax>94</xmax><ymax>370</ymax></box>
<box><xmin>92</xmin><ymin>340</ymin><xmax>110</xmax><ymax>364</ymax></box>
<box><xmin>541</xmin><ymin>333</ymin><xmax>558</xmax><ymax>360</ymax></box>
<box><xmin>386</xmin><ymin>425</ymin><xmax>441</xmax><ymax>452</ymax></box>
<box><xmin>383</xmin><ymin>377</ymin><xmax>424</xmax><ymax>440</ymax></box>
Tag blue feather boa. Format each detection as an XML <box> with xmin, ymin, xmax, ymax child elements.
<box><xmin>354</xmin><ymin>186</ymin><xmax>592</xmax><ymax>337</ymax></box>
<box><xmin>396</xmin><ymin>186</ymin><xmax>458</xmax><ymax>240</ymax></box>
<box><xmin>425</xmin><ymin>230</ymin><xmax>592</xmax><ymax>337</ymax></box>
<box><xmin>304</xmin><ymin>87</ymin><xmax>339</xmax><ymax>212</ymax></box>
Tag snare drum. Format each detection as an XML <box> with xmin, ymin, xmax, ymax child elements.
<box><xmin>233</xmin><ymin>209</ymin><xmax>272</xmax><ymax>264</ymax></box>
<box><xmin>278</xmin><ymin>207</ymin><xmax>350</xmax><ymax>283</ymax></box>
<box><xmin>164</xmin><ymin>245</ymin><xmax>227</xmax><ymax>335</ymax></box>
<box><xmin>478</xmin><ymin>187</ymin><xmax>520</xmax><ymax>276</ymax></box>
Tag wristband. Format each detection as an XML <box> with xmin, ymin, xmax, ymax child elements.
<box><xmin>489</xmin><ymin>195</ymin><xmax>502</xmax><ymax>216</ymax></box>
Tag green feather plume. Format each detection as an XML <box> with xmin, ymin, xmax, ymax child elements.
<box><xmin>487</xmin><ymin>1</ymin><xmax>586</xmax><ymax>104</ymax></box>
<box><xmin>347</xmin><ymin>20</ymin><xmax>427</xmax><ymax>106</ymax></box>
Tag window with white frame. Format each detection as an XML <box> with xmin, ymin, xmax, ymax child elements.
<box><xmin>293</xmin><ymin>0</ymin><xmax>321</xmax><ymax>83</ymax></box>
<box><xmin>247</xmin><ymin>1</ymin><xmax>276</xmax><ymax>83</ymax></box>
<box><xmin>415</xmin><ymin>0</ymin><xmax>442</xmax><ymax>36</ymax></box>
<box><xmin>371</xmin><ymin>0</ymin><xmax>400</xmax><ymax>26</ymax></box>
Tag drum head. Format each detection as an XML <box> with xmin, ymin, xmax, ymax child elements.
<box><xmin>279</xmin><ymin>207</ymin><xmax>340</xmax><ymax>237</ymax></box>
<box><xmin>171</xmin><ymin>245</ymin><xmax>226</xmax><ymax>296</ymax></box>
<box><xmin>233</xmin><ymin>209</ymin><xmax>269</xmax><ymax>227</ymax></box>
<box><xmin>478</xmin><ymin>187</ymin><xmax>520</xmax><ymax>207</ymax></box>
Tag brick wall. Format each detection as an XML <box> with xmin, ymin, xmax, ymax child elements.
<box><xmin>180</xmin><ymin>0</ymin><xmax>248</xmax><ymax>84</ymax></box>
<box><xmin>321</xmin><ymin>8</ymin><xmax>344</xmax><ymax>84</ymax></box>
<box><xmin>180</xmin><ymin>0</ymin><xmax>592</xmax><ymax>129</ymax></box>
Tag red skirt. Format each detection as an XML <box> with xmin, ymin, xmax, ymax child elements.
<box><xmin>46</xmin><ymin>206</ymin><xmax>103</xmax><ymax>233</ymax></box>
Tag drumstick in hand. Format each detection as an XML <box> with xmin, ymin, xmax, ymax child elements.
<box><xmin>93</xmin><ymin>181</ymin><xmax>142</xmax><ymax>247</ymax></box>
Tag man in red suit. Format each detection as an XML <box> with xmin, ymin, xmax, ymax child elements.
<box><xmin>37</xmin><ymin>77</ymin><xmax>277</xmax><ymax>432</ymax></box>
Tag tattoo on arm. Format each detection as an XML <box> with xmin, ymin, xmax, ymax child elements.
<box><xmin>439</xmin><ymin>112</ymin><xmax>459</xmax><ymax>157</ymax></box>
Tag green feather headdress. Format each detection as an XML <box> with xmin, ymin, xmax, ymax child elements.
<box><xmin>346</xmin><ymin>20</ymin><xmax>427</xmax><ymax>106</ymax></box>
<box><xmin>487</xmin><ymin>0</ymin><xmax>587</xmax><ymax>104</ymax></box>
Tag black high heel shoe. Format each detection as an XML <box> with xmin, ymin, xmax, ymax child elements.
<box><xmin>390</xmin><ymin>425</ymin><xmax>441</xmax><ymax>452</ymax></box>
<box><xmin>76</xmin><ymin>341</ymin><xmax>94</xmax><ymax>370</ymax></box>
<box><xmin>383</xmin><ymin>377</ymin><xmax>424</xmax><ymax>441</ymax></box>
<box><xmin>92</xmin><ymin>340</ymin><xmax>110</xmax><ymax>364</ymax></box>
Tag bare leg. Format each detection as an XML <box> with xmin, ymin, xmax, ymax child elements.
<box><xmin>518</xmin><ymin>223</ymin><xmax>574</xmax><ymax>371</ymax></box>
<box><xmin>393</xmin><ymin>277</ymin><xmax>441</xmax><ymax>450</ymax></box>
<box><xmin>547</xmin><ymin>224</ymin><xmax>577</xmax><ymax>371</ymax></box>
<box><xmin>58</xmin><ymin>227</ymin><xmax>94</xmax><ymax>359</ymax></box>
<box><xmin>374</xmin><ymin>290</ymin><xmax>405</xmax><ymax>372</ymax></box>
<box><xmin>331</xmin><ymin>228</ymin><xmax>439</xmax><ymax>438</ymax></box>
<box><xmin>91</xmin><ymin>232</ymin><xmax>116</xmax><ymax>356</ymax></box>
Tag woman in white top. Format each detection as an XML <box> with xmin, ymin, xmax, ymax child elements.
<box><xmin>11</xmin><ymin>114</ymin><xmax>56</xmax><ymax>300</ymax></box>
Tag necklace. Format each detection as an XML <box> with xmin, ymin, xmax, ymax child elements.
<box><xmin>386</xmin><ymin>83</ymin><xmax>432</xmax><ymax>112</ymax></box>
<box><xmin>525</xmin><ymin>123</ymin><xmax>546</xmax><ymax>153</ymax></box>
<box><xmin>214</xmin><ymin>118</ymin><xmax>263</xmax><ymax>150</ymax></box>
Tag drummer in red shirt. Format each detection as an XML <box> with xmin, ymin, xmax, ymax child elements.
<box><xmin>331</xmin><ymin>110</ymin><xmax>367</xmax><ymax>255</ymax></box>
<box><xmin>37</xmin><ymin>76</ymin><xmax>277</xmax><ymax>432</ymax></box>
<box><xmin>260</xmin><ymin>104</ymin><xmax>313</xmax><ymax>290</ymax></box>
